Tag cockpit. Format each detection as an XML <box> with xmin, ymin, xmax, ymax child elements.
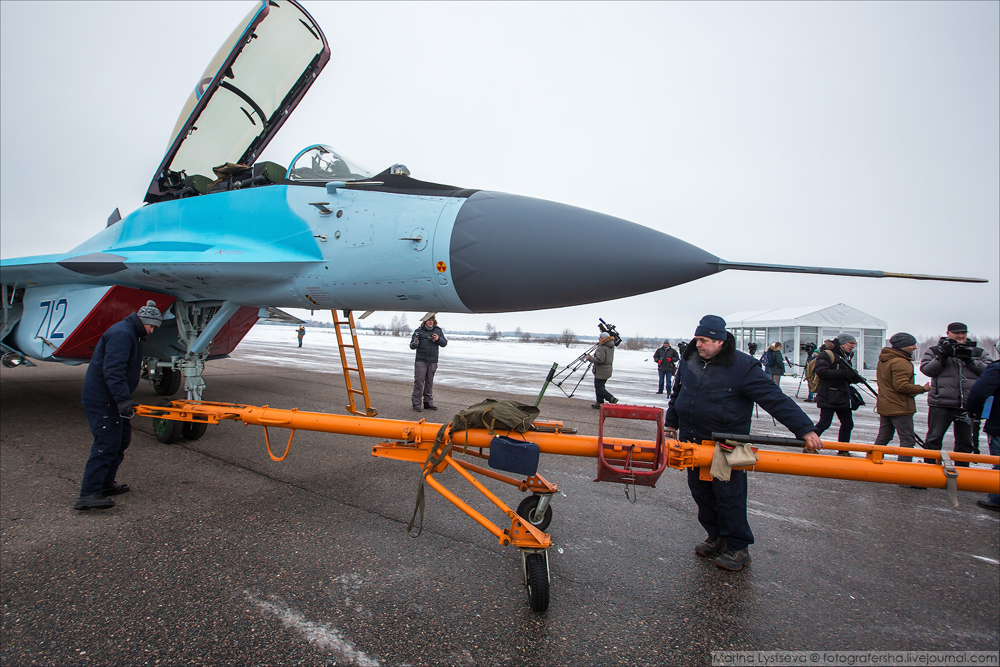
<box><xmin>286</xmin><ymin>145</ymin><xmax>374</xmax><ymax>182</ymax></box>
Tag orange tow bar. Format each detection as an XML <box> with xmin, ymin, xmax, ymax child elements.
<box><xmin>136</xmin><ymin>400</ymin><xmax>1000</xmax><ymax>612</ymax></box>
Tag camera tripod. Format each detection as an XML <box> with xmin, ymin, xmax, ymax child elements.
<box><xmin>550</xmin><ymin>342</ymin><xmax>599</xmax><ymax>398</ymax></box>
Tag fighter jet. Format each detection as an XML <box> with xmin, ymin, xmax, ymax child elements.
<box><xmin>0</xmin><ymin>0</ymin><xmax>984</xmax><ymax>401</ymax></box>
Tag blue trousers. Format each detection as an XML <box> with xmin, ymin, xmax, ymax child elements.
<box><xmin>80</xmin><ymin>404</ymin><xmax>131</xmax><ymax>496</ymax></box>
<box><xmin>658</xmin><ymin>370</ymin><xmax>673</xmax><ymax>393</ymax></box>
<box><xmin>687</xmin><ymin>467</ymin><xmax>754</xmax><ymax>551</ymax></box>
<box><xmin>989</xmin><ymin>435</ymin><xmax>1000</xmax><ymax>505</ymax></box>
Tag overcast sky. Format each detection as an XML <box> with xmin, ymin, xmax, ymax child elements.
<box><xmin>2</xmin><ymin>1</ymin><xmax>997</xmax><ymax>342</ymax></box>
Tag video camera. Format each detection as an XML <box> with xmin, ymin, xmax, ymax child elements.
<box><xmin>938</xmin><ymin>337</ymin><xmax>975</xmax><ymax>361</ymax></box>
<box><xmin>598</xmin><ymin>318</ymin><xmax>623</xmax><ymax>347</ymax></box>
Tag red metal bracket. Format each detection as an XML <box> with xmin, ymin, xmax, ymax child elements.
<box><xmin>595</xmin><ymin>404</ymin><xmax>667</xmax><ymax>487</ymax></box>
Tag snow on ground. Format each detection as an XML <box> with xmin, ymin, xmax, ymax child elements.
<box><xmin>234</xmin><ymin>324</ymin><xmax>991</xmax><ymax>465</ymax></box>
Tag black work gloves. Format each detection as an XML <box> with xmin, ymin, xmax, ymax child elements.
<box><xmin>118</xmin><ymin>400</ymin><xmax>137</xmax><ymax>419</ymax></box>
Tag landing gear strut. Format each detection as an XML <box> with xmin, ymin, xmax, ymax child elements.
<box><xmin>145</xmin><ymin>300</ymin><xmax>240</xmax><ymax>401</ymax></box>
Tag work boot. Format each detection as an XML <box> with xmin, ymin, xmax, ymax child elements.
<box><xmin>423</xmin><ymin>403</ymin><xmax>438</xmax><ymax>411</ymax></box>
<box><xmin>591</xmin><ymin>403</ymin><xmax>602</xmax><ymax>409</ymax></box>
<box><xmin>837</xmin><ymin>450</ymin><xmax>854</xmax><ymax>457</ymax></box>
<box><xmin>977</xmin><ymin>499</ymin><xmax>1000</xmax><ymax>512</ymax></box>
<box><xmin>695</xmin><ymin>535</ymin><xmax>725</xmax><ymax>558</ymax></box>
<box><xmin>73</xmin><ymin>495</ymin><xmax>114</xmax><ymax>511</ymax></box>
<box><xmin>610</xmin><ymin>397</ymin><xmax>619</xmax><ymax>404</ymax></box>
<box><xmin>412</xmin><ymin>406</ymin><xmax>423</xmax><ymax>412</ymax></box>
<box><xmin>100</xmin><ymin>483</ymin><xmax>130</xmax><ymax>497</ymax></box>
<box><xmin>714</xmin><ymin>549</ymin><xmax>751</xmax><ymax>571</ymax></box>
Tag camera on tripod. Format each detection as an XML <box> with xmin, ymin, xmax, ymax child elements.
<box><xmin>598</xmin><ymin>318</ymin><xmax>622</xmax><ymax>347</ymax></box>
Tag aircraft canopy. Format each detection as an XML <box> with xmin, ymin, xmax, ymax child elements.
<box><xmin>286</xmin><ymin>145</ymin><xmax>375</xmax><ymax>182</ymax></box>
<box><xmin>146</xmin><ymin>0</ymin><xmax>329</xmax><ymax>202</ymax></box>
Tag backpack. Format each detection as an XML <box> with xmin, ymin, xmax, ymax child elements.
<box><xmin>450</xmin><ymin>398</ymin><xmax>540</xmax><ymax>435</ymax></box>
<box><xmin>760</xmin><ymin>350</ymin><xmax>773</xmax><ymax>368</ymax></box>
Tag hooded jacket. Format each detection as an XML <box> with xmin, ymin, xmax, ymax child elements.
<box><xmin>968</xmin><ymin>361</ymin><xmax>1000</xmax><ymax>437</ymax></box>
<box><xmin>919</xmin><ymin>339</ymin><xmax>987</xmax><ymax>409</ymax></box>
<box><xmin>590</xmin><ymin>336</ymin><xmax>616</xmax><ymax>380</ymax></box>
<box><xmin>875</xmin><ymin>347</ymin><xmax>927</xmax><ymax>417</ymax></box>
<box><xmin>665</xmin><ymin>334</ymin><xmax>816</xmax><ymax>443</ymax></box>
<box><xmin>763</xmin><ymin>343</ymin><xmax>786</xmax><ymax>375</ymax></box>
<box><xmin>81</xmin><ymin>313</ymin><xmax>147</xmax><ymax>407</ymax></box>
<box><xmin>410</xmin><ymin>324</ymin><xmax>447</xmax><ymax>363</ymax></box>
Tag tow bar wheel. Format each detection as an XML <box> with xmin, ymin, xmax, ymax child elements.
<box><xmin>522</xmin><ymin>550</ymin><xmax>550</xmax><ymax>612</ymax></box>
<box><xmin>516</xmin><ymin>494</ymin><xmax>553</xmax><ymax>532</ymax></box>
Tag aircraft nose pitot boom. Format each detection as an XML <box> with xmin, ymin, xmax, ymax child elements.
<box><xmin>447</xmin><ymin>191</ymin><xmax>719</xmax><ymax>313</ymax></box>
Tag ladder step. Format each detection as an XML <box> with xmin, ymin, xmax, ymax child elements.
<box><xmin>348</xmin><ymin>388</ymin><xmax>364</xmax><ymax>395</ymax></box>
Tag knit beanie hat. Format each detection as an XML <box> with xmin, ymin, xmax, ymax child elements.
<box><xmin>137</xmin><ymin>300</ymin><xmax>162</xmax><ymax>328</ymax></box>
<box><xmin>835</xmin><ymin>332</ymin><xmax>857</xmax><ymax>345</ymax></box>
<box><xmin>694</xmin><ymin>315</ymin><xmax>727</xmax><ymax>341</ymax></box>
<box><xmin>889</xmin><ymin>332</ymin><xmax>917</xmax><ymax>349</ymax></box>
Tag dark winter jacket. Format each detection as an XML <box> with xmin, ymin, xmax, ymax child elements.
<box><xmin>665</xmin><ymin>334</ymin><xmax>816</xmax><ymax>443</ymax></box>
<box><xmin>590</xmin><ymin>336</ymin><xmax>616</xmax><ymax>380</ymax></box>
<box><xmin>967</xmin><ymin>361</ymin><xmax>999</xmax><ymax>437</ymax></box>
<box><xmin>813</xmin><ymin>345</ymin><xmax>860</xmax><ymax>410</ymax></box>
<box><xmin>410</xmin><ymin>325</ymin><xmax>447</xmax><ymax>363</ymax></box>
<box><xmin>763</xmin><ymin>344</ymin><xmax>786</xmax><ymax>376</ymax></box>
<box><xmin>81</xmin><ymin>313</ymin><xmax>147</xmax><ymax>407</ymax></box>
<box><xmin>875</xmin><ymin>347</ymin><xmax>927</xmax><ymax>417</ymax></box>
<box><xmin>653</xmin><ymin>345</ymin><xmax>678</xmax><ymax>374</ymax></box>
<box><xmin>919</xmin><ymin>339</ymin><xmax>988</xmax><ymax>409</ymax></box>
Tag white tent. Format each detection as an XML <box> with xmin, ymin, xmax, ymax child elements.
<box><xmin>723</xmin><ymin>304</ymin><xmax>887</xmax><ymax>377</ymax></box>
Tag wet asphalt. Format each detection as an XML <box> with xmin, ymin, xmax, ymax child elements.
<box><xmin>2</xmin><ymin>359</ymin><xmax>998</xmax><ymax>667</ymax></box>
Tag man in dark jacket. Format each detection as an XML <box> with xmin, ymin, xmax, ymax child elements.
<box><xmin>653</xmin><ymin>340</ymin><xmax>678</xmax><ymax>394</ymax></box>
<box><xmin>410</xmin><ymin>315</ymin><xmax>447</xmax><ymax>412</ymax></box>
<box><xmin>75</xmin><ymin>300</ymin><xmax>162</xmax><ymax>510</ymax></box>
<box><xmin>665</xmin><ymin>315</ymin><xmax>822</xmax><ymax>571</ymax></box>
<box><xmin>813</xmin><ymin>334</ymin><xmax>863</xmax><ymax>455</ymax></box>
<box><xmin>968</xmin><ymin>360</ymin><xmax>999</xmax><ymax>511</ymax></box>
<box><xmin>919</xmin><ymin>322</ymin><xmax>988</xmax><ymax>466</ymax></box>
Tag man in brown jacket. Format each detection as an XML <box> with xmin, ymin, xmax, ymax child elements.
<box><xmin>873</xmin><ymin>332</ymin><xmax>930</xmax><ymax>462</ymax></box>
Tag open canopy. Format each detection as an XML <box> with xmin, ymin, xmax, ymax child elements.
<box><xmin>145</xmin><ymin>0</ymin><xmax>329</xmax><ymax>203</ymax></box>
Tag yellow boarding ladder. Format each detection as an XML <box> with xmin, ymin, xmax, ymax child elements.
<box><xmin>331</xmin><ymin>310</ymin><xmax>378</xmax><ymax>417</ymax></box>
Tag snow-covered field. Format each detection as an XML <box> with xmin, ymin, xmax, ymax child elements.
<box><xmin>230</xmin><ymin>324</ymin><xmax>993</xmax><ymax>459</ymax></box>
<box><xmin>237</xmin><ymin>324</ymin><xmax>682</xmax><ymax>405</ymax></box>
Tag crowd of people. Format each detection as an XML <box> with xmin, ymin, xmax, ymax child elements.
<box><xmin>655</xmin><ymin>315</ymin><xmax>999</xmax><ymax>572</ymax></box>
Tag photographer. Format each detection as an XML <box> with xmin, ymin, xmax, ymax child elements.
<box><xmin>919</xmin><ymin>322</ymin><xmax>988</xmax><ymax>466</ymax></box>
<box><xmin>410</xmin><ymin>315</ymin><xmax>447</xmax><ymax>412</ymax></box>
<box><xmin>813</xmin><ymin>334</ymin><xmax>863</xmax><ymax>455</ymax></box>
<box><xmin>586</xmin><ymin>324</ymin><xmax>619</xmax><ymax>408</ymax></box>
<box><xmin>653</xmin><ymin>340</ymin><xmax>679</xmax><ymax>394</ymax></box>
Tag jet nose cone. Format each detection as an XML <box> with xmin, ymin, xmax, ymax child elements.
<box><xmin>449</xmin><ymin>191</ymin><xmax>719</xmax><ymax>312</ymax></box>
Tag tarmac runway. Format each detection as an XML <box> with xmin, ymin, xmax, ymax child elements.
<box><xmin>2</xmin><ymin>357</ymin><xmax>998</xmax><ymax>666</ymax></box>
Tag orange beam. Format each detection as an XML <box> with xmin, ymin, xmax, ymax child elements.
<box><xmin>136</xmin><ymin>401</ymin><xmax>1000</xmax><ymax>494</ymax></box>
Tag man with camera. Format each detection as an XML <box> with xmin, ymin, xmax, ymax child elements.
<box><xmin>410</xmin><ymin>315</ymin><xmax>447</xmax><ymax>412</ymax></box>
<box><xmin>653</xmin><ymin>340</ymin><xmax>679</xmax><ymax>394</ymax></box>
<box><xmin>813</xmin><ymin>334</ymin><xmax>864</xmax><ymax>455</ymax></box>
<box><xmin>919</xmin><ymin>322</ymin><xmax>988</xmax><ymax>466</ymax></box>
<box><xmin>586</xmin><ymin>324</ymin><xmax>619</xmax><ymax>408</ymax></box>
